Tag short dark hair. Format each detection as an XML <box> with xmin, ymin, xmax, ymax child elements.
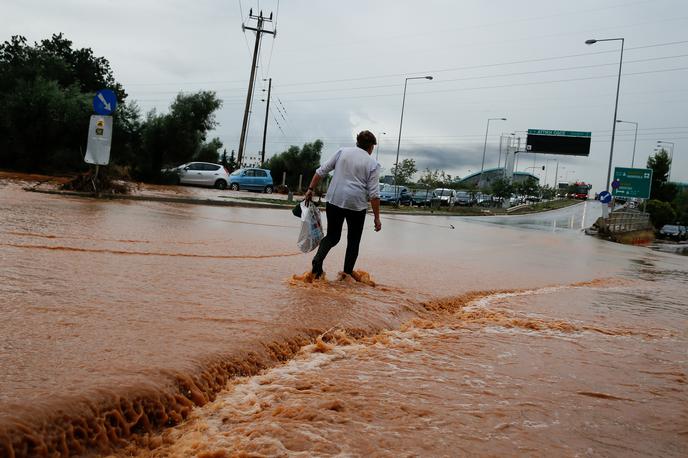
<box><xmin>356</xmin><ymin>130</ymin><xmax>377</xmax><ymax>150</ymax></box>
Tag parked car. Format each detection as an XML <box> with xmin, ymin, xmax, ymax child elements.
<box><xmin>454</xmin><ymin>191</ymin><xmax>472</xmax><ymax>206</ymax></box>
<box><xmin>432</xmin><ymin>188</ymin><xmax>455</xmax><ymax>206</ymax></box>
<box><xmin>379</xmin><ymin>184</ymin><xmax>412</xmax><ymax>205</ymax></box>
<box><xmin>476</xmin><ymin>193</ymin><xmax>495</xmax><ymax>207</ymax></box>
<box><xmin>228</xmin><ymin>168</ymin><xmax>274</xmax><ymax>193</ymax></box>
<box><xmin>411</xmin><ymin>189</ymin><xmax>433</xmax><ymax>207</ymax></box>
<box><xmin>659</xmin><ymin>224</ymin><xmax>687</xmax><ymax>241</ymax></box>
<box><xmin>166</xmin><ymin>162</ymin><xmax>230</xmax><ymax>189</ymax></box>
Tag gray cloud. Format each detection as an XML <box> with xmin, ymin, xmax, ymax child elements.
<box><xmin>2</xmin><ymin>0</ymin><xmax>686</xmax><ymax>190</ymax></box>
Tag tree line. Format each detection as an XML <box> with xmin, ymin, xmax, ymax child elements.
<box><xmin>0</xmin><ymin>34</ymin><xmax>230</xmax><ymax>181</ymax></box>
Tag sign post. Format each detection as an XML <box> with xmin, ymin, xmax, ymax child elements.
<box><xmin>85</xmin><ymin>90</ymin><xmax>117</xmax><ymax>192</ymax></box>
<box><xmin>611</xmin><ymin>167</ymin><xmax>653</xmax><ymax>199</ymax></box>
<box><xmin>84</xmin><ymin>115</ymin><xmax>113</xmax><ymax>166</ymax></box>
<box><xmin>598</xmin><ymin>190</ymin><xmax>612</xmax><ymax>218</ymax></box>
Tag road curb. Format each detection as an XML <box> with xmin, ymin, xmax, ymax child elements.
<box><xmin>25</xmin><ymin>188</ymin><xmax>292</xmax><ymax>210</ymax></box>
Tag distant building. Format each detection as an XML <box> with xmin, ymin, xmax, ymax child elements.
<box><xmin>455</xmin><ymin>168</ymin><xmax>539</xmax><ymax>188</ymax></box>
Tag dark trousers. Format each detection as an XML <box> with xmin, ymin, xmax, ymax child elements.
<box><xmin>312</xmin><ymin>203</ymin><xmax>366</xmax><ymax>275</ymax></box>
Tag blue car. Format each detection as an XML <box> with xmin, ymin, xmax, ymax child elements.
<box><xmin>229</xmin><ymin>168</ymin><xmax>274</xmax><ymax>193</ymax></box>
<box><xmin>379</xmin><ymin>184</ymin><xmax>412</xmax><ymax>205</ymax></box>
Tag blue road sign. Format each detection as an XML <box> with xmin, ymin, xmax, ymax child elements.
<box><xmin>611</xmin><ymin>179</ymin><xmax>621</xmax><ymax>189</ymax></box>
<box><xmin>599</xmin><ymin>191</ymin><xmax>612</xmax><ymax>204</ymax></box>
<box><xmin>93</xmin><ymin>89</ymin><xmax>117</xmax><ymax>115</ymax></box>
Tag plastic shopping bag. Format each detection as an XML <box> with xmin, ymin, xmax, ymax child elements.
<box><xmin>297</xmin><ymin>201</ymin><xmax>324</xmax><ymax>253</ymax></box>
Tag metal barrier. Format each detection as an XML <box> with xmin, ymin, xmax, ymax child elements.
<box><xmin>605</xmin><ymin>211</ymin><xmax>652</xmax><ymax>233</ymax></box>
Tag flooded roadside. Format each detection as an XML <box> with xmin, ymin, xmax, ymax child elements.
<box><xmin>119</xmin><ymin>277</ymin><xmax>687</xmax><ymax>457</ymax></box>
<box><xmin>1</xmin><ymin>178</ymin><xmax>686</xmax><ymax>456</ymax></box>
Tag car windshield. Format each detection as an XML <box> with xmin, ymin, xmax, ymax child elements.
<box><xmin>230</xmin><ymin>170</ymin><xmax>243</xmax><ymax>176</ymax></box>
<box><xmin>662</xmin><ymin>225</ymin><xmax>679</xmax><ymax>233</ymax></box>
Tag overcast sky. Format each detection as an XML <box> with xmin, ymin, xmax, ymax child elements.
<box><xmin>3</xmin><ymin>0</ymin><xmax>687</xmax><ymax>190</ymax></box>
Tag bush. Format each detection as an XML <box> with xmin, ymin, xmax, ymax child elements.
<box><xmin>264</xmin><ymin>140</ymin><xmax>323</xmax><ymax>190</ymax></box>
<box><xmin>645</xmin><ymin>199</ymin><xmax>676</xmax><ymax>229</ymax></box>
<box><xmin>672</xmin><ymin>189</ymin><xmax>688</xmax><ymax>225</ymax></box>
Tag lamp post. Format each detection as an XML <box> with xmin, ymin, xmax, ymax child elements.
<box><xmin>375</xmin><ymin>132</ymin><xmax>386</xmax><ymax>162</ymax></box>
<box><xmin>478</xmin><ymin>117</ymin><xmax>507</xmax><ymax>188</ymax></box>
<box><xmin>657</xmin><ymin>140</ymin><xmax>675</xmax><ymax>180</ymax></box>
<box><xmin>616</xmin><ymin>119</ymin><xmax>638</xmax><ymax>167</ymax></box>
<box><xmin>394</xmin><ymin>75</ymin><xmax>433</xmax><ymax>201</ymax></box>
<box><xmin>586</xmin><ymin>37</ymin><xmax>625</xmax><ymax>191</ymax></box>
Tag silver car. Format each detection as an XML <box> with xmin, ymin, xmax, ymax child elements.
<box><xmin>432</xmin><ymin>188</ymin><xmax>456</xmax><ymax>206</ymax></box>
<box><xmin>171</xmin><ymin>162</ymin><xmax>230</xmax><ymax>189</ymax></box>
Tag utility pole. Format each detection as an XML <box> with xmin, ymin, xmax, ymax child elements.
<box><xmin>238</xmin><ymin>9</ymin><xmax>275</xmax><ymax>167</ymax></box>
<box><xmin>261</xmin><ymin>78</ymin><xmax>272</xmax><ymax>166</ymax></box>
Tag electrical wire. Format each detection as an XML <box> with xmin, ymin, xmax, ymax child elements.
<box><xmin>121</xmin><ymin>39</ymin><xmax>688</xmax><ymax>89</ymax></box>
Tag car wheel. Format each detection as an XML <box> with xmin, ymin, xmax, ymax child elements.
<box><xmin>215</xmin><ymin>179</ymin><xmax>227</xmax><ymax>190</ymax></box>
<box><xmin>264</xmin><ymin>185</ymin><xmax>273</xmax><ymax>194</ymax></box>
<box><xmin>230</xmin><ymin>183</ymin><xmax>240</xmax><ymax>191</ymax></box>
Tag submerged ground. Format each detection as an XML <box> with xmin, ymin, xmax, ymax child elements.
<box><xmin>0</xmin><ymin>177</ymin><xmax>685</xmax><ymax>457</ymax></box>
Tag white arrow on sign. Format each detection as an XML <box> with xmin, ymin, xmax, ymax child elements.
<box><xmin>97</xmin><ymin>93</ymin><xmax>112</xmax><ymax>111</ymax></box>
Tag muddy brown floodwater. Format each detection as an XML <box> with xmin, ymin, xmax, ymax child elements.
<box><xmin>0</xmin><ymin>178</ymin><xmax>686</xmax><ymax>457</ymax></box>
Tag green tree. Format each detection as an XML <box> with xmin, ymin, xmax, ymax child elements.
<box><xmin>263</xmin><ymin>140</ymin><xmax>324</xmax><ymax>190</ymax></box>
<box><xmin>227</xmin><ymin>150</ymin><xmax>238</xmax><ymax>171</ymax></box>
<box><xmin>646</xmin><ymin>199</ymin><xmax>676</xmax><ymax>229</ymax></box>
<box><xmin>418</xmin><ymin>168</ymin><xmax>439</xmax><ymax>189</ymax></box>
<box><xmin>390</xmin><ymin>158</ymin><xmax>417</xmax><ymax>185</ymax></box>
<box><xmin>647</xmin><ymin>149</ymin><xmax>677</xmax><ymax>202</ymax></box>
<box><xmin>0</xmin><ymin>34</ymin><xmax>128</xmax><ymax>172</ymax></box>
<box><xmin>196</xmin><ymin>137</ymin><xmax>223</xmax><ymax>163</ymax></box>
<box><xmin>539</xmin><ymin>185</ymin><xmax>556</xmax><ymax>200</ymax></box>
<box><xmin>515</xmin><ymin>177</ymin><xmax>538</xmax><ymax>199</ymax></box>
<box><xmin>672</xmin><ymin>189</ymin><xmax>688</xmax><ymax>224</ymax></box>
<box><xmin>490</xmin><ymin>177</ymin><xmax>514</xmax><ymax>199</ymax></box>
<box><xmin>137</xmin><ymin>91</ymin><xmax>223</xmax><ymax>179</ymax></box>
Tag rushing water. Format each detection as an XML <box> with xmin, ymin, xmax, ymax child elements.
<box><xmin>0</xmin><ymin>177</ymin><xmax>686</xmax><ymax>457</ymax></box>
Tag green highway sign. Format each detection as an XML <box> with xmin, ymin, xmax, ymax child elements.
<box><xmin>612</xmin><ymin>167</ymin><xmax>653</xmax><ymax>199</ymax></box>
<box><xmin>527</xmin><ymin>129</ymin><xmax>591</xmax><ymax>138</ymax></box>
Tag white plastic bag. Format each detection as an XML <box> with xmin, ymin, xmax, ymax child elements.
<box><xmin>297</xmin><ymin>201</ymin><xmax>324</xmax><ymax>253</ymax></box>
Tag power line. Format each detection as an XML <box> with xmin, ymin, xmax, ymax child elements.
<box><xmin>265</xmin><ymin>66</ymin><xmax>688</xmax><ymax>104</ymax></box>
<box><xmin>121</xmin><ymin>39</ymin><xmax>688</xmax><ymax>88</ymax></box>
<box><xmin>125</xmin><ymin>51</ymin><xmax>688</xmax><ymax>103</ymax></box>
<box><xmin>214</xmin><ymin>53</ymin><xmax>688</xmax><ymax>98</ymax></box>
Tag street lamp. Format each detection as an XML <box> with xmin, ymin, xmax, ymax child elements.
<box><xmin>375</xmin><ymin>132</ymin><xmax>386</xmax><ymax>162</ymax></box>
<box><xmin>616</xmin><ymin>119</ymin><xmax>638</xmax><ymax>167</ymax></box>
<box><xmin>657</xmin><ymin>140</ymin><xmax>675</xmax><ymax>180</ymax></box>
<box><xmin>394</xmin><ymin>75</ymin><xmax>433</xmax><ymax>201</ymax></box>
<box><xmin>586</xmin><ymin>37</ymin><xmax>625</xmax><ymax>191</ymax></box>
<box><xmin>478</xmin><ymin>117</ymin><xmax>507</xmax><ymax>188</ymax></box>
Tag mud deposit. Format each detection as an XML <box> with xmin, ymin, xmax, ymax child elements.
<box><xmin>1</xmin><ymin>179</ymin><xmax>686</xmax><ymax>456</ymax></box>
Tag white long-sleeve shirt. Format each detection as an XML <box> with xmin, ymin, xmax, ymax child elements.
<box><xmin>316</xmin><ymin>146</ymin><xmax>381</xmax><ymax>211</ymax></box>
